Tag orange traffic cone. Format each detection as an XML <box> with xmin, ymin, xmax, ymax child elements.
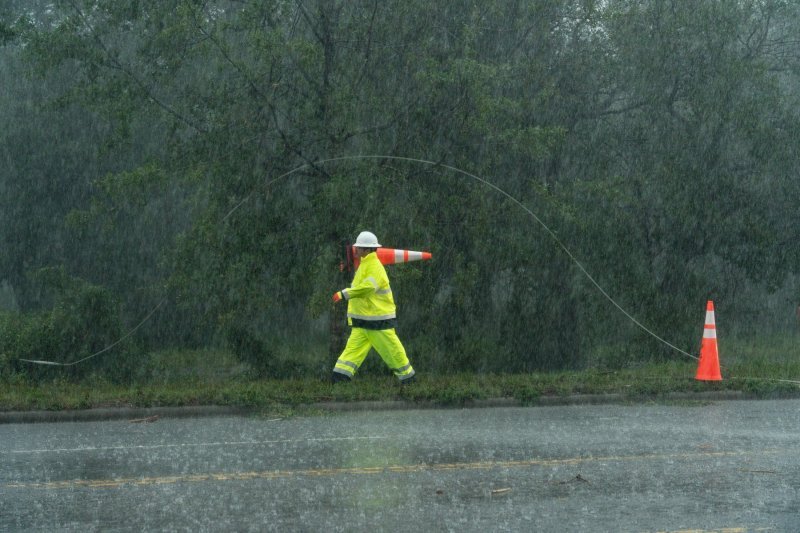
<box><xmin>352</xmin><ymin>247</ymin><xmax>432</xmax><ymax>269</ymax></box>
<box><xmin>695</xmin><ymin>300</ymin><xmax>722</xmax><ymax>381</ymax></box>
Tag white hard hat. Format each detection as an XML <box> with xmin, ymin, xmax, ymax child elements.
<box><xmin>354</xmin><ymin>231</ymin><xmax>381</xmax><ymax>248</ymax></box>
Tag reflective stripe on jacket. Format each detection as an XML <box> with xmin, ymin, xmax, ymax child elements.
<box><xmin>341</xmin><ymin>252</ymin><xmax>396</xmax><ymax>324</ymax></box>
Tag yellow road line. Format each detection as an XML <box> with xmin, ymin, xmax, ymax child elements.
<box><xmin>5</xmin><ymin>448</ymin><xmax>787</xmax><ymax>490</ymax></box>
<box><xmin>653</xmin><ymin>528</ymin><xmax>774</xmax><ymax>533</ymax></box>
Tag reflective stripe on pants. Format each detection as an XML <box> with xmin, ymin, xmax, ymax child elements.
<box><xmin>333</xmin><ymin>328</ymin><xmax>415</xmax><ymax>380</ymax></box>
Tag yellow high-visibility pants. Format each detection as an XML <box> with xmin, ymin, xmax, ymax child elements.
<box><xmin>333</xmin><ymin>327</ymin><xmax>415</xmax><ymax>381</ymax></box>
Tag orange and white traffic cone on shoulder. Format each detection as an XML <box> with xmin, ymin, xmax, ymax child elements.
<box><xmin>695</xmin><ymin>300</ymin><xmax>722</xmax><ymax>381</ymax></box>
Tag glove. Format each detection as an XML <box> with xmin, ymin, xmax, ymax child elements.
<box><xmin>332</xmin><ymin>291</ymin><xmax>343</xmax><ymax>303</ymax></box>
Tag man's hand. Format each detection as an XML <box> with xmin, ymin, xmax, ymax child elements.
<box><xmin>332</xmin><ymin>291</ymin><xmax>343</xmax><ymax>303</ymax></box>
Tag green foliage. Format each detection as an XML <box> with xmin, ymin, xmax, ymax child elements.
<box><xmin>0</xmin><ymin>267</ymin><xmax>138</xmax><ymax>383</ymax></box>
<box><xmin>0</xmin><ymin>21</ymin><xmax>17</xmax><ymax>45</ymax></box>
<box><xmin>1</xmin><ymin>0</ymin><xmax>799</xmax><ymax>380</ymax></box>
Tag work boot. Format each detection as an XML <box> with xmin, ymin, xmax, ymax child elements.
<box><xmin>400</xmin><ymin>375</ymin><xmax>416</xmax><ymax>386</ymax></box>
<box><xmin>331</xmin><ymin>372</ymin><xmax>351</xmax><ymax>384</ymax></box>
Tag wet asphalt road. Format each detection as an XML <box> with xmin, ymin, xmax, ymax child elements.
<box><xmin>2</xmin><ymin>399</ymin><xmax>799</xmax><ymax>532</ymax></box>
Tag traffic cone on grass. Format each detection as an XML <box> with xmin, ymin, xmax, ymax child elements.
<box><xmin>695</xmin><ymin>300</ymin><xmax>722</xmax><ymax>381</ymax></box>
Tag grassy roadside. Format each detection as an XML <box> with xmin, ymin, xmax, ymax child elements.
<box><xmin>2</xmin><ymin>357</ymin><xmax>799</xmax><ymax>413</ymax></box>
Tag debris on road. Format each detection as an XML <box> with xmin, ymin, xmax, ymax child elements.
<box><xmin>128</xmin><ymin>415</ymin><xmax>160</xmax><ymax>424</ymax></box>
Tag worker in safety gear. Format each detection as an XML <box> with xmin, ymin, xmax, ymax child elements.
<box><xmin>331</xmin><ymin>231</ymin><xmax>416</xmax><ymax>385</ymax></box>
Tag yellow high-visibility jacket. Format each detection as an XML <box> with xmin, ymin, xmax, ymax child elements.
<box><xmin>340</xmin><ymin>252</ymin><xmax>396</xmax><ymax>327</ymax></box>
